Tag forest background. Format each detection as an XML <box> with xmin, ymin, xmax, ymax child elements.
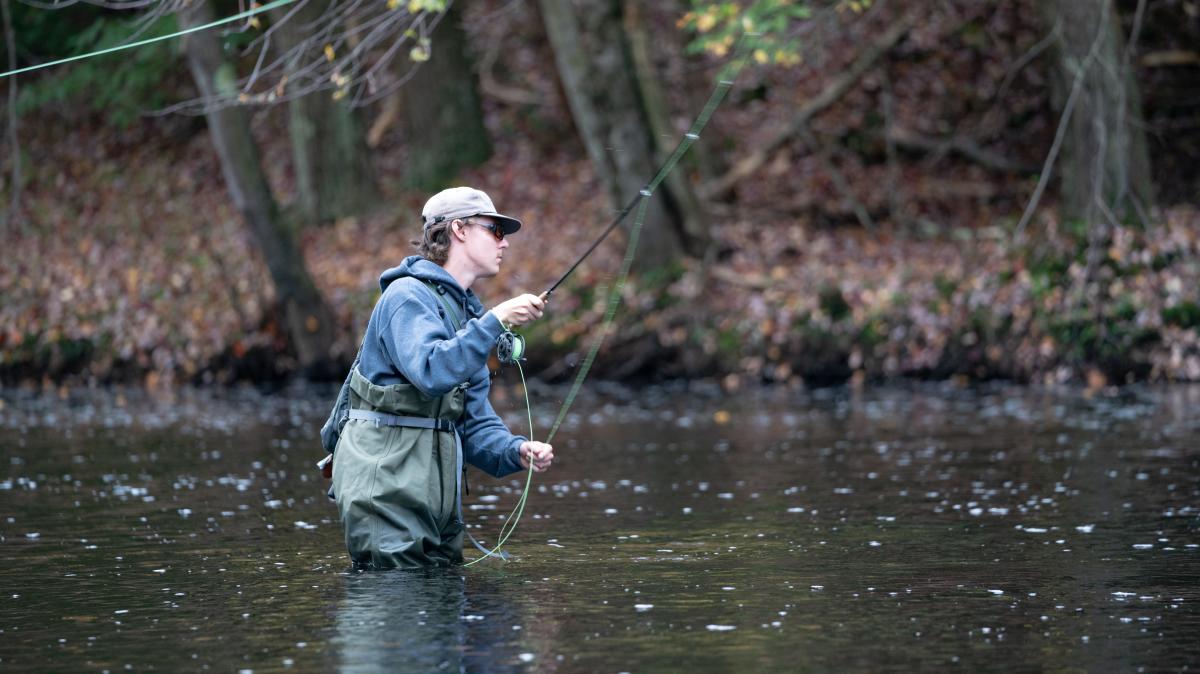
<box><xmin>0</xmin><ymin>0</ymin><xmax>1198</xmax><ymax>392</ymax></box>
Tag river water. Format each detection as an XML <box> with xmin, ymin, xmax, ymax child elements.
<box><xmin>1</xmin><ymin>382</ymin><xmax>1197</xmax><ymax>672</ymax></box>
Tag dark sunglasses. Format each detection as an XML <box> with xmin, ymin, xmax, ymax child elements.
<box><xmin>464</xmin><ymin>218</ymin><xmax>505</xmax><ymax>241</ymax></box>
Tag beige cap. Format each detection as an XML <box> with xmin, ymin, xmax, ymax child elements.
<box><xmin>421</xmin><ymin>186</ymin><xmax>522</xmax><ymax>234</ymax></box>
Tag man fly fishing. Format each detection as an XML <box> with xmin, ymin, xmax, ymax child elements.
<box><xmin>319</xmin><ymin>34</ymin><xmax>756</xmax><ymax>569</ymax></box>
<box><xmin>324</xmin><ymin>186</ymin><xmax>554</xmax><ymax>569</ymax></box>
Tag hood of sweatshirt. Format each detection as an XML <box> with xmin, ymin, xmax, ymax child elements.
<box><xmin>378</xmin><ymin>255</ymin><xmax>485</xmax><ymax>318</ymax></box>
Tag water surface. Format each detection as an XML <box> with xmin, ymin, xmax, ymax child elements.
<box><xmin>2</xmin><ymin>383</ymin><xmax>1197</xmax><ymax>672</ymax></box>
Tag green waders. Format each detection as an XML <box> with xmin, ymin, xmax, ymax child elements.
<box><xmin>332</xmin><ymin>368</ymin><xmax>465</xmax><ymax>568</ymax></box>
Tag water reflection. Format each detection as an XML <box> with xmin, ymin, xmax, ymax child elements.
<box><xmin>1</xmin><ymin>383</ymin><xmax>1196</xmax><ymax>672</ymax></box>
<box><xmin>335</xmin><ymin>569</ymin><xmax>525</xmax><ymax>674</ymax></box>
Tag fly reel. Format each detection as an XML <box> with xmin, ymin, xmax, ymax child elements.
<box><xmin>496</xmin><ymin>330</ymin><xmax>526</xmax><ymax>365</ymax></box>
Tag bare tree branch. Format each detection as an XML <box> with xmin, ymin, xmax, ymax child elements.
<box><xmin>1014</xmin><ymin>2</ymin><xmax>1110</xmax><ymax>240</ymax></box>
<box><xmin>701</xmin><ymin>11</ymin><xmax>918</xmax><ymax>201</ymax></box>
<box><xmin>880</xmin><ymin>66</ymin><xmax>906</xmax><ymax>228</ymax></box>
<box><xmin>15</xmin><ymin>0</ymin><xmax>460</xmax><ymax>117</ymax></box>
<box><xmin>881</xmin><ymin>126</ymin><xmax>1038</xmax><ymax>174</ymax></box>
<box><xmin>1140</xmin><ymin>50</ymin><xmax>1200</xmax><ymax>67</ymax></box>
<box><xmin>799</xmin><ymin>126</ymin><xmax>875</xmax><ymax>229</ymax></box>
<box><xmin>1116</xmin><ymin>0</ymin><xmax>1150</xmax><ymax>226</ymax></box>
<box><xmin>19</xmin><ymin>0</ymin><xmax>165</xmax><ymax>9</ymax></box>
<box><xmin>477</xmin><ymin>34</ymin><xmax>542</xmax><ymax>107</ymax></box>
<box><xmin>995</xmin><ymin>21</ymin><xmax>1058</xmax><ymax>105</ymax></box>
<box><xmin>143</xmin><ymin>1</ymin><xmax>440</xmax><ymax>116</ymax></box>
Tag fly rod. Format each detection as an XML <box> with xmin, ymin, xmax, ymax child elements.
<box><xmin>542</xmin><ymin>34</ymin><xmax>759</xmax><ymax>299</ymax></box>
<box><xmin>542</xmin><ymin>189</ymin><xmax>647</xmax><ymax>299</ymax></box>
<box><xmin>469</xmin><ymin>33</ymin><xmax>759</xmax><ymax>565</ymax></box>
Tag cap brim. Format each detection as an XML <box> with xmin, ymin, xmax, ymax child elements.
<box><xmin>479</xmin><ymin>212</ymin><xmax>522</xmax><ymax>234</ymax></box>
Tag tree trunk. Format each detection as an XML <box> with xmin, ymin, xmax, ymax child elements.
<box><xmin>538</xmin><ymin>0</ymin><xmax>703</xmax><ymax>269</ymax></box>
<box><xmin>623</xmin><ymin>0</ymin><xmax>709</xmax><ymax>251</ymax></box>
<box><xmin>179</xmin><ymin>1</ymin><xmax>338</xmax><ymax>379</ymax></box>
<box><xmin>1040</xmin><ymin>0</ymin><xmax>1154</xmax><ymax>224</ymax></box>
<box><xmin>2</xmin><ymin>0</ymin><xmax>21</xmax><ymax>233</ymax></box>
<box><xmin>273</xmin><ymin>0</ymin><xmax>378</xmax><ymax>226</ymax></box>
<box><xmin>400</xmin><ymin>3</ymin><xmax>491</xmax><ymax>190</ymax></box>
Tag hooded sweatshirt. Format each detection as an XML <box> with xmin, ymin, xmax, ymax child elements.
<box><xmin>357</xmin><ymin>255</ymin><xmax>524</xmax><ymax>478</ymax></box>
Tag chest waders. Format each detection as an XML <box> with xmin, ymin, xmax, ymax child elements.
<box><xmin>331</xmin><ymin>281</ymin><xmax>496</xmax><ymax>569</ymax></box>
<box><xmin>332</xmin><ymin>368</ymin><xmax>465</xmax><ymax>568</ymax></box>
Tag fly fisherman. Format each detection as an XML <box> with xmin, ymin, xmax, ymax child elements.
<box><xmin>330</xmin><ymin>186</ymin><xmax>554</xmax><ymax>569</ymax></box>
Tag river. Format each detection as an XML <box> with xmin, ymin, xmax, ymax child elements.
<box><xmin>1</xmin><ymin>382</ymin><xmax>1197</xmax><ymax>672</ymax></box>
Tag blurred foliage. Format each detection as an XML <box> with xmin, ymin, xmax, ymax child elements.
<box><xmin>13</xmin><ymin>10</ymin><xmax>180</xmax><ymax>126</ymax></box>
<box><xmin>2</xmin><ymin>0</ymin><xmax>1200</xmax><ymax>388</ymax></box>
<box><xmin>680</xmin><ymin>0</ymin><xmax>871</xmax><ymax>64</ymax></box>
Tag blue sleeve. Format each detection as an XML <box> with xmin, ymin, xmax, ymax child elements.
<box><xmin>460</xmin><ymin>367</ymin><xmax>525</xmax><ymax>478</ymax></box>
<box><xmin>380</xmin><ymin>281</ymin><xmax>507</xmax><ymax>397</ymax></box>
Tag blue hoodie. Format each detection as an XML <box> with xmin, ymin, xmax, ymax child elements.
<box><xmin>358</xmin><ymin>255</ymin><xmax>524</xmax><ymax>478</ymax></box>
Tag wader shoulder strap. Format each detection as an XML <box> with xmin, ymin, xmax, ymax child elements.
<box><xmin>420</xmin><ymin>280</ymin><xmax>465</xmax><ymax>332</ymax></box>
<box><xmin>416</xmin><ymin>279</ymin><xmax>508</xmax><ymax>560</ymax></box>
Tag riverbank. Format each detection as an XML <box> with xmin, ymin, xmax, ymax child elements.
<box><xmin>4</xmin><ymin>0</ymin><xmax>1198</xmax><ymax>389</ymax></box>
<box><xmin>3</xmin><ymin>122</ymin><xmax>1197</xmax><ymax>388</ymax></box>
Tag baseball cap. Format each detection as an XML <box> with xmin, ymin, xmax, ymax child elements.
<box><xmin>421</xmin><ymin>186</ymin><xmax>522</xmax><ymax>235</ymax></box>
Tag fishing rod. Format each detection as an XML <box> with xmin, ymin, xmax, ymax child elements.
<box><xmin>498</xmin><ymin>190</ymin><xmax>648</xmax><ymax>362</ymax></box>
<box><xmin>542</xmin><ymin>189</ymin><xmax>649</xmax><ymax>300</ymax></box>
<box><xmin>469</xmin><ymin>33</ymin><xmax>759</xmax><ymax>566</ymax></box>
<box><xmin>494</xmin><ymin>34</ymin><xmax>760</xmax><ymax>368</ymax></box>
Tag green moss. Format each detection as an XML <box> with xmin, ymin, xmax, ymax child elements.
<box><xmin>1112</xmin><ymin>296</ymin><xmax>1138</xmax><ymax>322</ymax></box>
<box><xmin>637</xmin><ymin>262</ymin><xmax>686</xmax><ymax>291</ymax></box>
<box><xmin>56</xmin><ymin>337</ymin><xmax>95</xmax><ymax>366</ymax></box>
<box><xmin>818</xmin><ymin>285</ymin><xmax>851</xmax><ymax>322</ymax></box>
<box><xmin>716</xmin><ymin>327</ymin><xmax>741</xmax><ymax>356</ymax></box>
<box><xmin>1152</xmin><ymin>251</ymin><xmax>1179</xmax><ymax>272</ymax></box>
<box><xmin>1027</xmin><ymin>253</ymin><xmax>1069</xmax><ymax>279</ymax></box>
<box><xmin>857</xmin><ymin>319</ymin><xmax>885</xmax><ymax>348</ymax></box>
<box><xmin>1047</xmin><ymin>312</ymin><xmax>1159</xmax><ymax>362</ymax></box>
<box><xmin>1162</xmin><ymin>302</ymin><xmax>1200</xmax><ymax>329</ymax></box>
<box><xmin>933</xmin><ymin>275</ymin><xmax>957</xmax><ymax>301</ymax></box>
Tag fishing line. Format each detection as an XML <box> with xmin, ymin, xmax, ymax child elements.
<box><xmin>543</xmin><ymin>35</ymin><xmax>756</xmax><ymax>445</ymax></box>
<box><xmin>0</xmin><ymin>0</ymin><xmax>299</xmax><ymax>80</ymax></box>
<box><xmin>467</xmin><ymin>32</ymin><xmax>758</xmax><ymax>565</ymax></box>
<box><xmin>462</xmin><ymin>359</ymin><xmax>535</xmax><ymax>567</ymax></box>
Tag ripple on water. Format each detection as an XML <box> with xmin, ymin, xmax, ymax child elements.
<box><xmin>2</xmin><ymin>383</ymin><xmax>1198</xmax><ymax>672</ymax></box>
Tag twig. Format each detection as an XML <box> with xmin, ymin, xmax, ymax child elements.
<box><xmin>365</xmin><ymin>90</ymin><xmax>400</xmax><ymax>148</ymax></box>
<box><xmin>20</xmin><ymin>0</ymin><xmax>162</xmax><ymax>7</ymax></box>
<box><xmin>1117</xmin><ymin>0</ymin><xmax>1150</xmax><ymax>227</ymax></box>
<box><xmin>798</xmin><ymin>126</ymin><xmax>875</xmax><ymax>230</ymax></box>
<box><xmin>882</xmin><ymin>126</ymin><xmax>1037</xmax><ymax>174</ymax></box>
<box><xmin>148</xmin><ymin>0</ymin><xmax>436</xmax><ymax>115</ymax></box>
<box><xmin>1014</xmin><ymin>4</ymin><xmax>1110</xmax><ymax>241</ymax></box>
<box><xmin>881</xmin><ymin>66</ymin><xmax>903</xmax><ymax>227</ymax></box>
<box><xmin>477</xmin><ymin>36</ymin><xmax>542</xmax><ymax>106</ymax></box>
<box><xmin>709</xmin><ymin>266</ymin><xmax>771</xmax><ymax>290</ymax></box>
<box><xmin>995</xmin><ymin>21</ymin><xmax>1058</xmax><ymax>106</ymax></box>
<box><xmin>1140</xmin><ymin>50</ymin><xmax>1200</xmax><ymax>67</ymax></box>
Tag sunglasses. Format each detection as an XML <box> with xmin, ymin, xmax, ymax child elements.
<box><xmin>464</xmin><ymin>218</ymin><xmax>506</xmax><ymax>241</ymax></box>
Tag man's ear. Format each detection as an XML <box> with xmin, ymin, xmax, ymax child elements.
<box><xmin>450</xmin><ymin>219</ymin><xmax>468</xmax><ymax>242</ymax></box>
